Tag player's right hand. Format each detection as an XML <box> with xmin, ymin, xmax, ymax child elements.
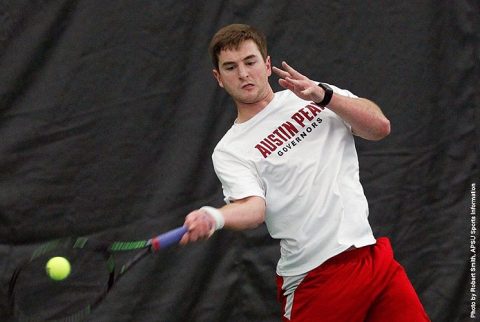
<box><xmin>180</xmin><ymin>209</ymin><xmax>216</xmax><ymax>245</ymax></box>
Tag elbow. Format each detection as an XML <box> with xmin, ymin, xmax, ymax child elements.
<box><xmin>378</xmin><ymin>117</ymin><xmax>391</xmax><ymax>140</ymax></box>
<box><xmin>253</xmin><ymin>212</ymin><xmax>266</xmax><ymax>228</ymax></box>
<box><xmin>369</xmin><ymin>117</ymin><xmax>391</xmax><ymax>141</ymax></box>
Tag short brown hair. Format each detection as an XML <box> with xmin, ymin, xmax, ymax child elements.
<box><xmin>208</xmin><ymin>24</ymin><xmax>268</xmax><ymax>69</ymax></box>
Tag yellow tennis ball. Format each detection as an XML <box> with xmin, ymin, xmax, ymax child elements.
<box><xmin>45</xmin><ymin>257</ymin><xmax>71</xmax><ymax>281</ymax></box>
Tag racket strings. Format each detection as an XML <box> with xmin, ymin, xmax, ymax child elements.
<box><xmin>11</xmin><ymin>249</ymin><xmax>110</xmax><ymax>321</ymax></box>
<box><xmin>9</xmin><ymin>228</ymin><xmax>184</xmax><ymax>321</ymax></box>
<box><xmin>15</xmin><ymin>305</ymin><xmax>91</xmax><ymax>322</ymax></box>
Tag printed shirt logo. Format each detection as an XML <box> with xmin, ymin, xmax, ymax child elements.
<box><xmin>254</xmin><ymin>103</ymin><xmax>324</xmax><ymax>158</ymax></box>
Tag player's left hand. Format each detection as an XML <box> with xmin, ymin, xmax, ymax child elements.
<box><xmin>273</xmin><ymin>61</ymin><xmax>325</xmax><ymax>103</ymax></box>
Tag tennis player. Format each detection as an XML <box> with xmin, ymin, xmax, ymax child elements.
<box><xmin>181</xmin><ymin>24</ymin><xmax>430</xmax><ymax>321</ymax></box>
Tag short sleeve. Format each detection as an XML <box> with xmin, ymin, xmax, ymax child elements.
<box><xmin>212</xmin><ymin>149</ymin><xmax>265</xmax><ymax>204</ymax></box>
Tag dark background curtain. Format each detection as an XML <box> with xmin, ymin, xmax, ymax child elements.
<box><xmin>0</xmin><ymin>1</ymin><xmax>478</xmax><ymax>321</ymax></box>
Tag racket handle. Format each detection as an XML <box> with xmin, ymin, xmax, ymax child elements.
<box><xmin>150</xmin><ymin>226</ymin><xmax>188</xmax><ymax>251</ymax></box>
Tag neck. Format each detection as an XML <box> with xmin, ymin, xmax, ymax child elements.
<box><xmin>235</xmin><ymin>88</ymin><xmax>275</xmax><ymax>123</ymax></box>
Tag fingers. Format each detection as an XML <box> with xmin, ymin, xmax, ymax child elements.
<box><xmin>273</xmin><ymin>61</ymin><xmax>306</xmax><ymax>80</ymax></box>
<box><xmin>180</xmin><ymin>210</ymin><xmax>215</xmax><ymax>245</ymax></box>
<box><xmin>272</xmin><ymin>66</ymin><xmax>289</xmax><ymax>79</ymax></box>
<box><xmin>281</xmin><ymin>61</ymin><xmax>306</xmax><ymax>79</ymax></box>
<box><xmin>278</xmin><ymin>75</ymin><xmax>308</xmax><ymax>93</ymax></box>
<box><xmin>278</xmin><ymin>78</ymin><xmax>294</xmax><ymax>91</ymax></box>
<box><xmin>273</xmin><ymin>61</ymin><xmax>311</xmax><ymax>94</ymax></box>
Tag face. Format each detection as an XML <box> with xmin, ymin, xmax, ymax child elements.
<box><xmin>213</xmin><ymin>40</ymin><xmax>272</xmax><ymax>106</ymax></box>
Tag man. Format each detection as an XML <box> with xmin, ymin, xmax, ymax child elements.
<box><xmin>180</xmin><ymin>24</ymin><xmax>429</xmax><ymax>321</ymax></box>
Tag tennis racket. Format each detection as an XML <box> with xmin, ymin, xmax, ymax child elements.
<box><xmin>9</xmin><ymin>226</ymin><xmax>188</xmax><ymax>322</ymax></box>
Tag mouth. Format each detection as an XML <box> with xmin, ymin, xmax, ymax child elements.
<box><xmin>241</xmin><ymin>83</ymin><xmax>255</xmax><ymax>90</ymax></box>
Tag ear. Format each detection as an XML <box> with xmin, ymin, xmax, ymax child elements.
<box><xmin>265</xmin><ymin>56</ymin><xmax>272</xmax><ymax>76</ymax></box>
<box><xmin>212</xmin><ymin>69</ymin><xmax>224</xmax><ymax>88</ymax></box>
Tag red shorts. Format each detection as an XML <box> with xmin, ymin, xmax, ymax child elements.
<box><xmin>276</xmin><ymin>238</ymin><xmax>430</xmax><ymax>322</ymax></box>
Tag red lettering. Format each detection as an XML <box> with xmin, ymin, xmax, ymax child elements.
<box><xmin>283</xmin><ymin>121</ymin><xmax>298</xmax><ymax>137</ymax></box>
<box><xmin>299</xmin><ymin>107</ymin><xmax>314</xmax><ymax>121</ymax></box>
<box><xmin>273</xmin><ymin>128</ymin><xmax>287</xmax><ymax>141</ymax></box>
<box><xmin>268</xmin><ymin>134</ymin><xmax>283</xmax><ymax>146</ymax></box>
<box><xmin>262</xmin><ymin>138</ymin><xmax>277</xmax><ymax>151</ymax></box>
<box><xmin>291</xmin><ymin>112</ymin><xmax>305</xmax><ymax>127</ymax></box>
<box><xmin>255</xmin><ymin>144</ymin><xmax>271</xmax><ymax>158</ymax></box>
<box><xmin>254</xmin><ymin>104</ymin><xmax>321</xmax><ymax>159</ymax></box>
<box><xmin>306</xmin><ymin>104</ymin><xmax>323</xmax><ymax>116</ymax></box>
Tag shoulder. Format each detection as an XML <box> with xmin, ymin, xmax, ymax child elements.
<box><xmin>214</xmin><ymin>126</ymin><xmax>236</xmax><ymax>152</ymax></box>
<box><xmin>274</xmin><ymin>88</ymin><xmax>302</xmax><ymax>103</ymax></box>
<box><xmin>212</xmin><ymin>127</ymin><xmax>244</xmax><ymax>164</ymax></box>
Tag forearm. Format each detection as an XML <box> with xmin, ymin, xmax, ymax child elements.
<box><xmin>326</xmin><ymin>94</ymin><xmax>391</xmax><ymax>141</ymax></box>
<box><xmin>219</xmin><ymin>196</ymin><xmax>266</xmax><ymax>230</ymax></box>
<box><xmin>180</xmin><ymin>196</ymin><xmax>265</xmax><ymax>244</ymax></box>
<box><xmin>272</xmin><ymin>61</ymin><xmax>390</xmax><ymax>141</ymax></box>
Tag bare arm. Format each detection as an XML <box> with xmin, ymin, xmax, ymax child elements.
<box><xmin>327</xmin><ymin>95</ymin><xmax>391</xmax><ymax>140</ymax></box>
<box><xmin>272</xmin><ymin>61</ymin><xmax>390</xmax><ymax>141</ymax></box>
<box><xmin>220</xmin><ymin>196</ymin><xmax>266</xmax><ymax>229</ymax></box>
<box><xmin>180</xmin><ymin>196</ymin><xmax>265</xmax><ymax>244</ymax></box>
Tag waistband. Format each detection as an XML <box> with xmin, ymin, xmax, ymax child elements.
<box><xmin>321</xmin><ymin>237</ymin><xmax>391</xmax><ymax>267</ymax></box>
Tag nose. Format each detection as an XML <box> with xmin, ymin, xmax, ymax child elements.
<box><xmin>237</xmin><ymin>64</ymin><xmax>248</xmax><ymax>79</ymax></box>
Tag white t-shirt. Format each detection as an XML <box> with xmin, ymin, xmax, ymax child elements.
<box><xmin>212</xmin><ymin>85</ymin><xmax>376</xmax><ymax>276</ymax></box>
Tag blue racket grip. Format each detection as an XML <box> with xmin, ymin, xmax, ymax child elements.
<box><xmin>150</xmin><ymin>226</ymin><xmax>188</xmax><ymax>251</ymax></box>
